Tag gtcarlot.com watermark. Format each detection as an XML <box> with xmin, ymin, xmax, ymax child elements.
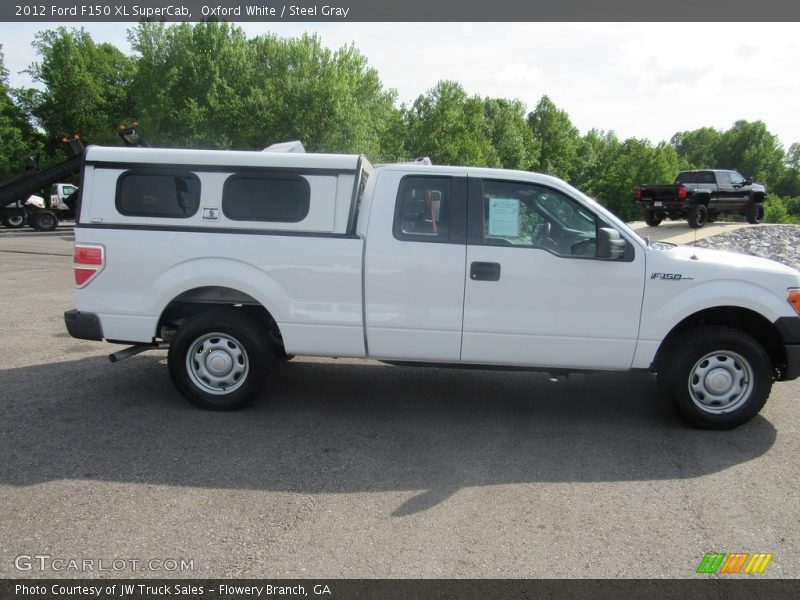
<box><xmin>14</xmin><ymin>554</ymin><xmax>194</xmax><ymax>573</ymax></box>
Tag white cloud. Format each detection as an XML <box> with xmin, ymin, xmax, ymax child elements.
<box><xmin>492</xmin><ymin>62</ymin><xmax>541</xmax><ymax>85</ymax></box>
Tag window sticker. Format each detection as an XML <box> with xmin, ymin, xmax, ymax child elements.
<box><xmin>488</xmin><ymin>197</ymin><xmax>520</xmax><ymax>237</ymax></box>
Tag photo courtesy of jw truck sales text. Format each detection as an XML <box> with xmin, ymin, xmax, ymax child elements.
<box><xmin>61</xmin><ymin>139</ymin><xmax>800</xmax><ymax>430</ymax></box>
<box><xmin>14</xmin><ymin>583</ymin><xmax>332</xmax><ymax>597</ymax></box>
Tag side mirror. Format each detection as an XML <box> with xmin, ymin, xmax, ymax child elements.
<box><xmin>597</xmin><ymin>228</ymin><xmax>626</xmax><ymax>260</ymax></box>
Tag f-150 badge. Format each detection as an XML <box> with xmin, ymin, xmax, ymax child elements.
<box><xmin>651</xmin><ymin>272</ymin><xmax>694</xmax><ymax>280</ymax></box>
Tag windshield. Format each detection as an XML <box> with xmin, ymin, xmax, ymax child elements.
<box><xmin>568</xmin><ymin>186</ymin><xmax>649</xmax><ymax>247</ymax></box>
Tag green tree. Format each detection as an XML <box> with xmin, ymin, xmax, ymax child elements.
<box><xmin>670</xmin><ymin>127</ymin><xmax>722</xmax><ymax>168</ymax></box>
<box><xmin>716</xmin><ymin>120</ymin><xmax>785</xmax><ymax>185</ymax></box>
<box><xmin>128</xmin><ymin>21</ymin><xmax>256</xmax><ymax>148</ymax></box>
<box><xmin>378</xmin><ymin>104</ymin><xmax>409</xmax><ymax>162</ymax></box>
<box><xmin>786</xmin><ymin>143</ymin><xmax>800</xmax><ymax>170</ymax></box>
<box><xmin>483</xmin><ymin>98</ymin><xmax>534</xmax><ymax>170</ymax></box>
<box><xmin>0</xmin><ymin>45</ymin><xmax>41</xmax><ymax>180</ymax></box>
<box><xmin>763</xmin><ymin>196</ymin><xmax>791</xmax><ymax>223</ymax></box>
<box><xmin>405</xmin><ymin>80</ymin><xmax>494</xmax><ymax>166</ymax></box>
<box><xmin>571</xmin><ymin>128</ymin><xmax>620</xmax><ymax>192</ymax></box>
<box><xmin>128</xmin><ymin>23</ymin><xmax>398</xmax><ymax>156</ymax></box>
<box><xmin>249</xmin><ymin>33</ymin><xmax>398</xmax><ymax>157</ymax></box>
<box><xmin>773</xmin><ymin>142</ymin><xmax>800</xmax><ymax>197</ymax></box>
<box><xmin>590</xmin><ymin>138</ymin><xmax>682</xmax><ymax>221</ymax></box>
<box><xmin>526</xmin><ymin>95</ymin><xmax>581</xmax><ymax>180</ymax></box>
<box><xmin>19</xmin><ymin>28</ymin><xmax>134</xmax><ymax>148</ymax></box>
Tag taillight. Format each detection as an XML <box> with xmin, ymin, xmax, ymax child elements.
<box><xmin>677</xmin><ymin>185</ymin><xmax>687</xmax><ymax>200</ymax></box>
<box><xmin>74</xmin><ymin>244</ymin><xmax>104</xmax><ymax>287</ymax></box>
<box><xmin>635</xmin><ymin>187</ymin><xmax>642</xmax><ymax>201</ymax></box>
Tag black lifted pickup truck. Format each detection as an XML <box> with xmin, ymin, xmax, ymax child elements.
<box><xmin>635</xmin><ymin>169</ymin><xmax>766</xmax><ymax>228</ymax></box>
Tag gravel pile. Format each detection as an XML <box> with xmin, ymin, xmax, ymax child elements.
<box><xmin>694</xmin><ymin>224</ymin><xmax>800</xmax><ymax>272</ymax></box>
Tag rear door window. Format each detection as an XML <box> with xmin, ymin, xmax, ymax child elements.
<box><xmin>393</xmin><ymin>176</ymin><xmax>453</xmax><ymax>242</ymax></box>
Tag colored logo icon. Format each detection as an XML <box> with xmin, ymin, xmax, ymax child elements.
<box><xmin>696</xmin><ymin>552</ymin><xmax>773</xmax><ymax>574</ymax></box>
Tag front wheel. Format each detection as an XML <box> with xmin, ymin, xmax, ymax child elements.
<box><xmin>168</xmin><ymin>308</ymin><xmax>275</xmax><ymax>410</ymax></box>
<box><xmin>657</xmin><ymin>326</ymin><xmax>772</xmax><ymax>429</ymax></box>
<box><xmin>746</xmin><ymin>202</ymin><xmax>763</xmax><ymax>225</ymax></box>
<box><xmin>2</xmin><ymin>214</ymin><xmax>25</xmax><ymax>228</ymax></box>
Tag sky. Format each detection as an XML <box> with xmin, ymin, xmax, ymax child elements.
<box><xmin>1</xmin><ymin>21</ymin><xmax>799</xmax><ymax>150</ymax></box>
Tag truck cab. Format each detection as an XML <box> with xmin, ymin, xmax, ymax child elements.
<box><xmin>50</xmin><ymin>183</ymin><xmax>78</xmax><ymax>210</ymax></box>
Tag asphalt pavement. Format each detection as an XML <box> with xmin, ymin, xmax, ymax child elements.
<box><xmin>1</xmin><ymin>226</ymin><xmax>798</xmax><ymax>579</ymax></box>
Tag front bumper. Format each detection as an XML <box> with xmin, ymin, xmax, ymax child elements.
<box><xmin>775</xmin><ymin>317</ymin><xmax>800</xmax><ymax>381</ymax></box>
<box><xmin>64</xmin><ymin>309</ymin><xmax>104</xmax><ymax>341</ymax></box>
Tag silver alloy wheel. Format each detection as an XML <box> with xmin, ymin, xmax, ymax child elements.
<box><xmin>186</xmin><ymin>332</ymin><xmax>249</xmax><ymax>395</ymax></box>
<box><xmin>687</xmin><ymin>350</ymin><xmax>753</xmax><ymax>414</ymax></box>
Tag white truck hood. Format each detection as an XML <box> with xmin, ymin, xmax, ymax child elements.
<box><xmin>649</xmin><ymin>242</ymin><xmax>800</xmax><ymax>284</ymax></box>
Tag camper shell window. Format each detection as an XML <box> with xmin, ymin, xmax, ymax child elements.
<box><xmin>222</xmin><ymin>173</ymin><xmax>310</xmax><ymax>223</ymax></box>
<box><xmin>115</xmin><ymin>169</ymin><xmax>201</xmax><ymax>218</ymax></box>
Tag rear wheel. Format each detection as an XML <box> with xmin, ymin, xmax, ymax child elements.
<box><xmin>644</xmin><ymin>210</ymin><xmax>663</xmax><ymax>227</ymax></box>
<box><xmin>657</xmin><ymin>326</ymin><xmax>772</xmax><ymax>429</ymax></box>
<box><xmin>31</xmin><ymin>210</ymin><xmax>58</xmax><ymax>231</ymax></box>
<box><xmin>687</xmin><ymin>204</ymin><xmax>708</xmax><ymax>228</ymax></box>
<box><xmin>168</xmin><ymin>308</ymin><xmax>275</xmax><ymax>410</ymax></box>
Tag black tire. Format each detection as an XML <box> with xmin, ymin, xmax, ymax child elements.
<box><xmin>644</xmin><ymin>210</ymin><xmax>663</xmax><ymax>227</ymax></box>
<box><xmin>2</xmin><ymin>214</ymin><xmax>25</xmax><ymax>228</ymax></box>
<box><xmin>746</xmin><ymin>202</ymin><xmax>763</xmax><ymax>225</ymax></box>
<box><xmin>168</xmin><ymin>308</ymin><xmax>275</xmax><ymax>410</ymax></box>
<box><xmin>687</xmin><ymin>204</ymin><xmax>708</xmax><ymax>228</ymax></box>
<box><xmin>31</xmin><ymin>210</ymin><xmax>58</xmax><ymax>232</ymax></box>
<box><xmin>657</xmin><ymin>326</ymin><xmax>772</xmax><ymax>429</ymax></box>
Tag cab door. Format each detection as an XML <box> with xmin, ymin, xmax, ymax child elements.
<box><xmin>364</xmin><ymin>172</ymin><xmax>468</xmax><ymax>361</ymax></box>
<box><xmin>461</xmin><ymin>177</ymin><xmax>645</xmax><ymax>370</ymax></box>
<box><xmin>714</xmin><ymin>171</ymin><xmax>736</xmax><ymax>210</ymax></box>
<box><xmin>726</xmin><ymin>171</ymin><xmax>750</xmax><ymax>207</ymax></box>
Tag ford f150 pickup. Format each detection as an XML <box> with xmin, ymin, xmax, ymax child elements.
<box><xmin>64</xmin><ymin>147</ymin><xmax>800</xmax><ymax>429</ymax></box>
<box><xmin>636</xmin><ymin>169</ymin><xmax>766</xmax><ymax>228</ymax></box>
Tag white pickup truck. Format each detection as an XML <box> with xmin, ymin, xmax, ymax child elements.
<box><xmin>64</xmin><ymin>146</ymin><xmax>800</xmax><ymax>429</ymax></box>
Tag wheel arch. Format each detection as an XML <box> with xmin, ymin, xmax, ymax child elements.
<box><xmin>653</xmin><ymin>306</ymin><xmax>786</xmax><ymax>378</ymax></box>
<box><xmin>145</xmin><ymin>256</ymin><xmax>294</xmax><ymax>346</ymax></box>
<box><xmin>157</xmin><ymin>285</ymin><xmax>287</xmax><ymax>357</ymax></box>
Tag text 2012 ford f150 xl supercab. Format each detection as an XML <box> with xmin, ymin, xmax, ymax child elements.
<box><xmin>64</xmin><ymin>146</ymin><xmax>800</xmax><ymax>429</ymax></box>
